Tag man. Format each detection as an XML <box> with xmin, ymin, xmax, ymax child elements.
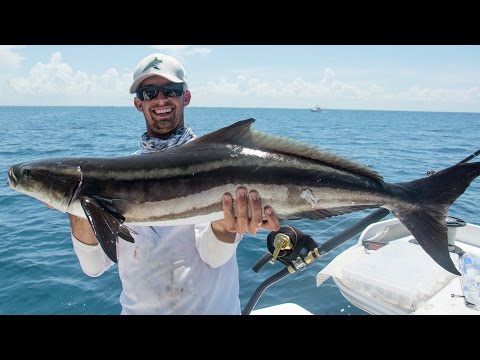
<box><xmin>69</xmin><ymin>53</ymin><xmax>280</xmax><ymax>314</ymax></box>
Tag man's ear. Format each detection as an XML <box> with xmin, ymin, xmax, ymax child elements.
<box><xmin>134</xmin><ymin>97</ymin><xmax>143</xmax><ymax>112</ymax></box>
<box><xmin>183</xmin><ymin>90</ymin><xmax>191</xmax><ymax>106</ymax></box>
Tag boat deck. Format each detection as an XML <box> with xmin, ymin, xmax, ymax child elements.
<box><xmin>317</xmin><ymin>218</ymin><xmax>480</xmax><ymax>315</ymax></box>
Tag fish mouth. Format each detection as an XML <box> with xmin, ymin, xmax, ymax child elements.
<box><xmin>7</xmin><ymin>166</ymin><xmax>18</xmax><ymax>189</ymax></box>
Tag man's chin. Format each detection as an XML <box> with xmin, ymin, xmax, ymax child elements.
<box><xmin>151</xmin><ymin>125</ymin><xmax>178</xmax><ymax>138</ymax></box>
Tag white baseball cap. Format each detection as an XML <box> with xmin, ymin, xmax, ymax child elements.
<box><xmin>129</xmin><ymin>53</ymin><xmax>187</xmax><ymax>94</ymax></box>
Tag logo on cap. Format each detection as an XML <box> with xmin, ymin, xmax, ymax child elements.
<box><xmin>142</xmin><ymin>57</ymin><xmax>163</xmax><ymax>73</ymax></box>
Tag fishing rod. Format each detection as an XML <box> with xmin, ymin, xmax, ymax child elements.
<box><xmin>459</xmin><ymin>149</ymin><xmax>480</xmax><ymax>164</ymax></box>
<box><xmin>242</xmin><ymin>147</ymin><xmax>480</xmax><ymax>315</ymax></box>
<box><xmin>427</xmin><ymin>147</ymin><xmax>480</xmax><ymax>175</ymax></box>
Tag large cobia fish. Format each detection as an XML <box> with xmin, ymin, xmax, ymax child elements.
<box><xmin>7</xmin><ymin>119</ymin><xmax>480</xmax><ymax>275</ymax></box>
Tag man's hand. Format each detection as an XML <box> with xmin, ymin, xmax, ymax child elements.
<box><xmin>211</xmin><ymin>187</ymin><xmax>280</xmax><ymax>243</ymax></box>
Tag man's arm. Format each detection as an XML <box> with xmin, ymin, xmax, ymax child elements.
<box><xmin>69</xmin><ymin>214</ymin><xmax>98</xmax><ymax>245</ymax></box>
<box><xmin>69</xmin><ymin>214</ymin><xmax>114</xmax><ymax>277</ymax></box>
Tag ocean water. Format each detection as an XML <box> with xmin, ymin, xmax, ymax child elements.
<box><xmin>1</xmin><ymin>106</ymin><xmax>479</xmax><ymax>315</ymax></box>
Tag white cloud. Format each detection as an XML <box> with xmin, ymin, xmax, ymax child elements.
<box><xmin>193</xmin><ymin>65</ymin><xmax>480</xmax><ymax>111</ymax></box>
<box><xmin>3</xmin><ymin>47</ymin><xmax>480</xmax><ymax>111</ymax></box>
<box><xmin>0</xmin><ymin>45</ymin><xmax>25</xmax><ymax>77</ymax></box>
<box><xmin>194</xmin><ymin>67</ymin><xmax>370</xmax><ymax>103</ymax></box>
<box><xmin>387</xmin><ymin>85</ymin><xmax>480</xmax><ymax>106</ymax></box>
<box><xmin>464</xmin><ymin>86</ymin><xmax>480</xmax><ymax>101</ymax></box>
<box><xmin>151</xmin><ymin>45</ymin><xmax>212</xmax><ymax>57</ymax></box>
<box><xmin>4</xmin><ymin>52</ymin><xmax>132</xmax><ymax>105</ymax></box>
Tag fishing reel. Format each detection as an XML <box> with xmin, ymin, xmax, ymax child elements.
<box><xmin>242</xmin><ymin>209</ymin><xmax>393</xmax><ymax>314</ymax></box>
<box><xmin>242</xmin><ymin>225</ymin><xmax>321</xmax><ymax>315</ymax></box>
<box><xmin>252</xmin><ymin>225</ymin><xmax>321</xmax><ymax>274</ymax></box>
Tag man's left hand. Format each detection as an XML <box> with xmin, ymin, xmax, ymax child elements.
<box><xmin>211</xmin><ymin>187</ymin><xmax>280</xmax><ymax>242</ymax></box>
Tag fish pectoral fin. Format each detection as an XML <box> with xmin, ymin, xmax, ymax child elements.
<box><xmin>91</xmin><ymin>195</ymin><xmax>125</xmax><ymax>220</ymax></box>
<box><xmin>90</xmin><ymin>195</ymin><xmax>135</xmax><ymax>244</ymax></box>
<box><xmin>118</xmin><ymin>224</ymin><xmax>135</xmax><ymax>243</ymax></box>
<box><xmin>80</xmin><ymin>196</ymin><xmax>134</xmax><ymax>264</ymax></box>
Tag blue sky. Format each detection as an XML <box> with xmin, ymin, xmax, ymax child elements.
<box><xmin>1</xmin><ymin>45</ymin><xmax>480</xmax><ymax>112</ymax></box>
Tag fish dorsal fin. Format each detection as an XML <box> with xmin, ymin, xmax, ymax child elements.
<box><xmin>194</xmin><ymin>118</ymin><xmax>256</xmax><ymax>146</ymax></box>
<box><xmin>194</xmin><ymin>118</ymin><xmax>383</xmax><ymax>181</ymax></box>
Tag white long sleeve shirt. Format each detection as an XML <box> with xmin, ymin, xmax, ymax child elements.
<box><xmin>72</xmin><ymin>222</ymin><xmax>242</xmax><ymax>315</ymax></box>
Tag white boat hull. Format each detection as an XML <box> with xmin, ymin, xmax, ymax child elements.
<box><xmin>319</xmin><ymin>218</ymin><xmax>480</xmax><ymax>315</ymax></box>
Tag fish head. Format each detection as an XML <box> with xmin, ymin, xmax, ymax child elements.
<box><xmin>7</xmin><ymin>158</ymin><xmax>82</xmax><ymax>212</ymax></box>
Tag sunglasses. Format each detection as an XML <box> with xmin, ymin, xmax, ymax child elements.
<box><xmin>136</xmin><ymin>83</ymin><xmax>186</xmax><ymax>101</ymax></box>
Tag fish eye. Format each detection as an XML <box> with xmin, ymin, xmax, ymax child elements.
<box><xmin>22</xmin><ymin>169</ymin><xmax>31</xmax><ymax>179</ymax></box>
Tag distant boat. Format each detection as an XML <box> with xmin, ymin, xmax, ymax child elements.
<box><xmin>310</xmin><ymin>105</ymin><xmax>322</xmax><ymax>112</ymax></box>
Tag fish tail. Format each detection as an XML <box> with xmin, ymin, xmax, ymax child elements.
<box><xmin>388</xmin><ymin>161</ymin><xmax>480</xmax><ymax>275</ymax></box>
